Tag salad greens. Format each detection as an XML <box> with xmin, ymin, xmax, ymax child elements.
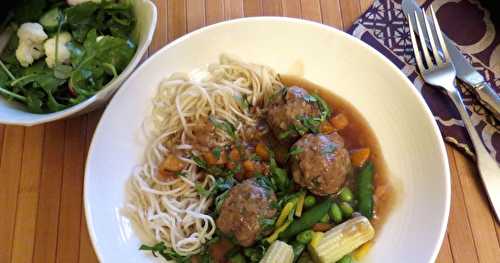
<box><xmin>0</xmin><ymin>0</ymin><xmax>136</xmax><ymax>113</ymax></box>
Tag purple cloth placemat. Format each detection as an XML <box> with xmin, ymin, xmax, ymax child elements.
<box><xmin>348</xmin><ymin>0</ymin><xmax>500</xmax><ymax>162</ymax></box>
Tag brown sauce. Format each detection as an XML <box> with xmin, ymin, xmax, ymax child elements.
<box><xmin>280</xmin><ymin>74</ymin><xmax>397</xmax><ymax>232</ymax></box>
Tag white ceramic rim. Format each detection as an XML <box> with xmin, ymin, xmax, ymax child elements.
<box><xmin>84</xmin><ymin>16</ymin><xmax>450</xmax><ymax>263</ymax></box>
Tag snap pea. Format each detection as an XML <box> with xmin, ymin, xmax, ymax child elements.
<box><xmin>339</xmin><ymin>202</ymin><xmax>353</xmax><ymax>218</ymax></box>
<box><xmin>356</xmin><ymin>162</ymin><xmax>374</xmax><ymax>219</ymax></box>
<box><xmin>319</xmin><ymin>213</ymin><xmax>330</xmax><ymax>223</ymax></box>
<box><xmin>337</xmin><ymin>254</ymin><xmax>353</xmax><ymax>263</ymax></box>
<box><xmin>296</xmin><ymin>230</ymin><xmax>314</xmax><ymax>244</ymax></box>
<box><xmin>338</xmin><ymin>187</ymin><xmax>354</xmax><ymax>202</ymax></box>
<box><xmin>329</xmin><ymin>203</ymin><xmax>342</xmax><ymax>223</ymax></box>
<box><xmin>304</xmin><ymin>195</ymin><xmax>316</xmax><ymax>208</ymax></box>
<box><xmin>279</xmin><ymin>199</ymin><xmax>333</xmax><ymax>239</ymax></box>
<box><xmin>291</xmin><ymin>240</ymin><xmax>306</xmax><ymax>261</ymax></box>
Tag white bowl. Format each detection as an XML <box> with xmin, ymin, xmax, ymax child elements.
<box><xmin>0</xmin><ymin>0</ymin><xmax>157</xmax><ymax>126</ymax></box>
<box><xmin>85</xmin><ymin>17</ymin><xmax>450</xmax><ymax>263</ymax></box>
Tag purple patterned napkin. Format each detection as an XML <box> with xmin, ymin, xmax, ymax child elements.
<box><xmin>348</xmin><ymin>0</ymin><xmax>500</xmax><ymax>162</ymax></box>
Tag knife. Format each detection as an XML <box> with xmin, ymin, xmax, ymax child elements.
<box><xmin>402</xmin><ymin>0</ymin><xmax>500</xmax><ymax>120</ymax></box>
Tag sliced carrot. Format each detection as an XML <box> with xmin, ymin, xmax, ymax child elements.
<box><xmin>255</xmin><ymin>143</ymin><xmax>270</xmax><ymax>161</ymax></box>
<box><xmin>319</xmin><ymin>121</ymin><xmax>335</xmax><ymax>134</ymax></box>
<box><xmin>203</xmin><ymin>150</ymin><xmax>227</xmax><ymax>165</ymax></box>
<box><xmin>229</xmin><ymin>148</ymin><xmax>240</xmax><ymax>161</ymax></box>
<box><xmin>312</xmin><ymin>223</ymin><xmax>333</xmax><ymax>232</ymax></box>
<box><xmin>329</xmin><ymin>113</ymin><xmax>349</xmax><ymax>130</ymax></box>
<box><xmin>159</xmin><ymin>154</ymin><xmax>185</xmax><ymax>172</ymax></box>
<box><xmin>243</xmin><ymin>160</ymin><xmax>256</xmax><ymax>173</ymax></box>
<box><xmin>351</xmin><ymin>148</ymin><xmax>371</xmax><ymax>167</ymax></box>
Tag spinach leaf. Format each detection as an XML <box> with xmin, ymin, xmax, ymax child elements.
<box><xmin>96</xmin><ymin>1</ymin><xmax>136</xmax><ymax>39</ymax></box>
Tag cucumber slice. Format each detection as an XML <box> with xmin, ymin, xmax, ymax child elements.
<box><xmin>39</xmin><ymin>8</ymin><xmax>62</xmax><ymax>31</ymax></box>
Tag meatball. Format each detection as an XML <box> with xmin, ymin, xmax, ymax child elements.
<box><xmin>216</xmin><ymin>178</ymin><xmax>277</xmax><ymax>246</ymax></box>
<box><xmin>266</xmin><ymin>86</ymin><xmax>321</xmax><ymax>141</ymax></box>
<box><xmin>291</xmin><ymin>133</ymin><xmax>351</xmax><ymax>196</ymax></box>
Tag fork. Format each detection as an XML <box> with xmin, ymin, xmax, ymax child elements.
<box><xmin>408</xmin><ymin>7</ymin><xmax>500</xmax><ymax>222</ymax></box>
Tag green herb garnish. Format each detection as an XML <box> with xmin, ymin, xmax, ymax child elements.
<box><xmin>208</xmin><ymin>115</ymin><xmax>237</xmax><ymax>139</ymax></box>
<box><xmin>289</xmin><ymin>145</ymin><xmax>303</xmax><ymax>156</ymax></box>
<box><xmin>212</xmin><ymin>146</ymin><xmax>222</xmax><ymax>159</ymax></box>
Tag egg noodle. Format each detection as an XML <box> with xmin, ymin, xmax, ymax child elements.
<box><xmin>124</xmin><ymin>55</ymin><xmax>283</xmax><ymax>256</ymax></box>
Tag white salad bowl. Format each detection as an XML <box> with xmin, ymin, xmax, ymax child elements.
<box><xmin>85</xmin><ymin>17</ymin><xmax>450</xmax><ymax>263</ymax></box>
<box><xmin>0</xmin><ymin>0</ymin><xmax>157</xmax><ymax>126</ymax></box>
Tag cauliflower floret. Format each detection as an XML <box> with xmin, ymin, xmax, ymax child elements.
<box><xmin>15</xmin><ymin>23</ymin><xmax>48</xmax><ymax>67</ymax></box>
<box><xmin>67</xmin><ymin>0</ymin><xmax>101</xmax><ymax>6</ymax></box>
<box><xmin>44</xmin><ymin>32</ymin><xmax>72</xmax><ymax>69</ymax></box>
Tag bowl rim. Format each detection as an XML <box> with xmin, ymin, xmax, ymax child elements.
<box><xmin>84</xmin><ymin>16</ymin><xmax>451</xmax><ymax>263</ymax></box>
<box><xmin>0</xmin><ymin>0</ymin><xmax>158</xmax><ymax>126</ymax></box>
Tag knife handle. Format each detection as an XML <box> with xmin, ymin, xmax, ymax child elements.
<box><xmin>473</xmin><ymin>82</ymin><xmax>500</xmax><ymax>120</ymax></box>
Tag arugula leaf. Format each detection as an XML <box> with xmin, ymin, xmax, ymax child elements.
<box><xmin>96</xmin><ymin>1</ymin><xmax>136</xmax><ymax>39</ymax></box>
<box><xmin>289</xmin><ymin>145</ymin><xmax>303</xmax><ymax>156</ymax></box>
<box><xmin>65</xmin><ymin>2</ymin><xmax>100</xmax><ymax>42</ymax></box>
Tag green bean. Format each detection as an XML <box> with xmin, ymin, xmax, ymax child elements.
<box><xmin>304</xmin><ymin>195</ymin><xmax>316</xmax><ymax>208</ymax></box>
<box><xmin>320</xmin><ymin>213</ymin><xmax>330</xmax><ymax>223</ymax></box>
<box><xmin>339</xmin><ymin>202</ymin><xmax>353</xmax><ymax>218</ymax></box>
<box><xmin>337</xmin><ymin>254</ymin><xmax>353</xmax><ymax>263</ymax></box>
<box><xmin>329</xmin><ymin>203</ymin><xmax>343</xmax><ymax>223</ymax></box>
<box><xmin>229</xmin><ymin>253</ymin><xmax>246</xmax><ymax>263</ymax></box>
<box><xmin>279</xmin><ymin>199</ymin><xmax>333</xmax><ymax>239</ymax></box>
<box><xmin>291</xmin><ymin>240</ymin><xmax>306</xmax><ymax>260</ymax></box>
<box><xmin>356</xmin><ymin>162</ymin><xmax>374</xmax><ymax>219</ymax></box>
<box><xmin>338</xmin><ymin>187</ymin><xmax>354</xmax><ymax>202</ymax></box>
<box><xmin>296</xmin><ymin>230</ymin><xmax>314</xmax><ymax>244</ymax></box>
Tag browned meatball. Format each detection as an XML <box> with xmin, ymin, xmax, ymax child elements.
<box><xmin>291</xmin><ymin>133</ymin><xmax>351</xmax><ymax>196</ymax></box>
<box><xmin>216</xmin><ymin>178</ymin><xmax>277</xmax><ymax>247</ymax></box>
<box><xmin>266</xmin><ymin>86</ymin><xmax>321</xmax><ymax>141</ymax></box>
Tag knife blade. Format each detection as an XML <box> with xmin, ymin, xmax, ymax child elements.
<box><xmin>402</xmin><ymin>0</ymin><xmax>500</xmax><ymax>120</ymax></box>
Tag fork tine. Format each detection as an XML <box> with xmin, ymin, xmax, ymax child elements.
<box><xmin>430</xmin><ymin>5</ymin><xmax>450</xmax><ymax>62</ymax></box>
<box><xmin>414</xmin><ymin>10</ymin><xmax>433</xmax><ymax>69</ymax></box>
<box><xmin>408</xmin><ymin>14</ymin><xmax>425</xmax><ymax>72</ymax></box>
<box><xmin>422</xmin><ymin>7</ymin><xmax>442</xmax><ymax>65</ymax></box>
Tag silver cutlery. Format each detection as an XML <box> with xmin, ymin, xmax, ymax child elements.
<box><xmin>402</xmin><ymin>0</ymin><xmax>500</xmax><ymax>120</ymax></box>
<box><xmin>407</xmin><ymin>6</ymin><xmax>500</xmax><ymax>222</ymax></box>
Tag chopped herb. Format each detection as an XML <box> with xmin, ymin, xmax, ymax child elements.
<box><xmin>278</xmin><ymin>129</ymin><xmax>295</xmax><ymax>140</ymax></box>
<box><xmin>208</xmin><ymin>115</ymin><xmax>237</xmax><ymax>139</ymax></box>
<box><xmin>215</xmin><ymin>176</ymin><xmax>236</xmax><ymax>192</ymax></box>
<box><xmin>289</xmin><ymin>145</ymin><xmax>303</xmax><ymax>156</ymax></box>
<box><xmin>249</xmin><ymin>153</ymin><xmax>261</xmax><ymax>161</ymax></box>
<box><xmin>312</xmin><ymin>94</ymin><xmax>331</xmax><ymax>120</ymax></box>
<box><xmin>139</xmin><ymin>242</ymin><xmax>191</xmax><ymax>262</ymax></box>
<box><xmin>321</xmin><ymin>143</ymin><xmax>337</xmax><ymax>155</ymax></box>
<box><xmin>297</xmin><ymin>115</ymin><xmax>322</xmax><ymax>133</ymax></box>
<box><xmin>236</xmin><ymin>95</ymin><xmax>250</xmax><ymax>111</ymax></box>
<box><xmin>215</xmin><ymin>190</ymin><xmax>229</xmax><ymax>213</ymax></box>
<box><xmin>255</xmin><ymin>175</ymin><xmax>276</xmax><ymax>192</ymax></box>
<box><xmin>212</xmin><ymin>146</ymin><xmax>222</xmax><ymax>159</ymax></box>
<box><xmin>195</xmin><ymin>183</ymin><xmax>212</xmax><ymax>197</ymax></box>
<box><xmin>192</xmin><ymin>155</ymin><xmax>207</xmax><ymax>169</ymax></box>
<box><xmin>175</xmin><ymin>171</ymin><xmax>187</xmax><ymax>177</ymax></box>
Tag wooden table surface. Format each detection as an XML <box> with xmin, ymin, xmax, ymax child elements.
<box><xmin>1</xmin><ymin>0</ymin><xmax>499</xmax><ymax>262</ymax></box>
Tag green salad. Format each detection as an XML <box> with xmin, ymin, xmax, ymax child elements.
<box><xmin>0</xmin><ymin>0</ymin><xmax>136</xmax><ymax>113</ymax></box>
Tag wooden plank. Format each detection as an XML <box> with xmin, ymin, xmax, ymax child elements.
<box><xmin>150</xmin><ymin>0</ymin><xmax>168</xmax><ymax>53</ymax></box>
<box><xmin>10</xmin><ymin>125</ymin><xmax>45</xmax><ymax>263</ymax></box>
<box><xmin>0</xmin><ymin>125</ymin><xmax>4</xmax><ymax>162</ymax></box>
<box><xmin>452</xmin><ymin>148</ymin><xmax>500</xmax><ymax>262</ymax></box>
<box><xmin>243</xmin><ymin>0</ymin><xmax>262</xmax><ymax>17</ymax></box>
<box><xmin>32</xmin><ymin>121</ymin><xmax>66</xmax><ymax>263</ymax></box>
<box><xmin>224</xmin><ymin>0</ymin><xmax>244</xmax><ymax>19</ymax></box>
<box><xmin>445</xmin><ymin>146</ymin><xmax>479</xmax><ymax>263</ymax></box>
<box><xmin>339</xmin><ymin>0</ymin><xmax>361</xmax><ymax>29</ymax></box>
<box><xmin>55</xmin><ymin>117</ymin><xmax>87</xmax><ymax>263</ymax></box>
<box><xmin>436</xmin><ymin>233</ymin><xmax>454</xmax><ymax>263</ymax></box>
<box><xmin>320</xmin><ymin>0</ymin><xmax>343</xmax><ymax>29</ymax></box>
<box><xmin>206</xmin><ymin>0</ymin><xmax>225</xmax><ymax>25</ymax></box>
<box><xmin>0</xmin><ymin>126</ymin><xmax>25</xmax><ymax>263</ymax></box>
<box><xmin>187</xmin><ymin>0</ymin><xmax>206</xmax><ymax>31</ymax></box>
<box><xmin>358</xmin><ymin>0</ymin><xmax>372</xmax><ymax>13</ymax></box>
<box><xmin>282</xmin><ymin>0</ymin><xmax>301</xmax><ymax>18</ymax></box>
<box><xmin>300</xmin><ymin>0</ymin><xmax>322</xmax><ymax>22</ymax></box>
<box><xmin>262</xmin><ymin>0</ymin><xmax>282</xmax><ymax>16</ymax></box>
<box><xmin>167</xmin><ymin>0</ymin><xmax>187</xmax><ymax>42</ymax></box>
<box><xmin>78</xmin><ymin>111</ymin><xmax>102</xmax><ymax>263</ymax></box>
